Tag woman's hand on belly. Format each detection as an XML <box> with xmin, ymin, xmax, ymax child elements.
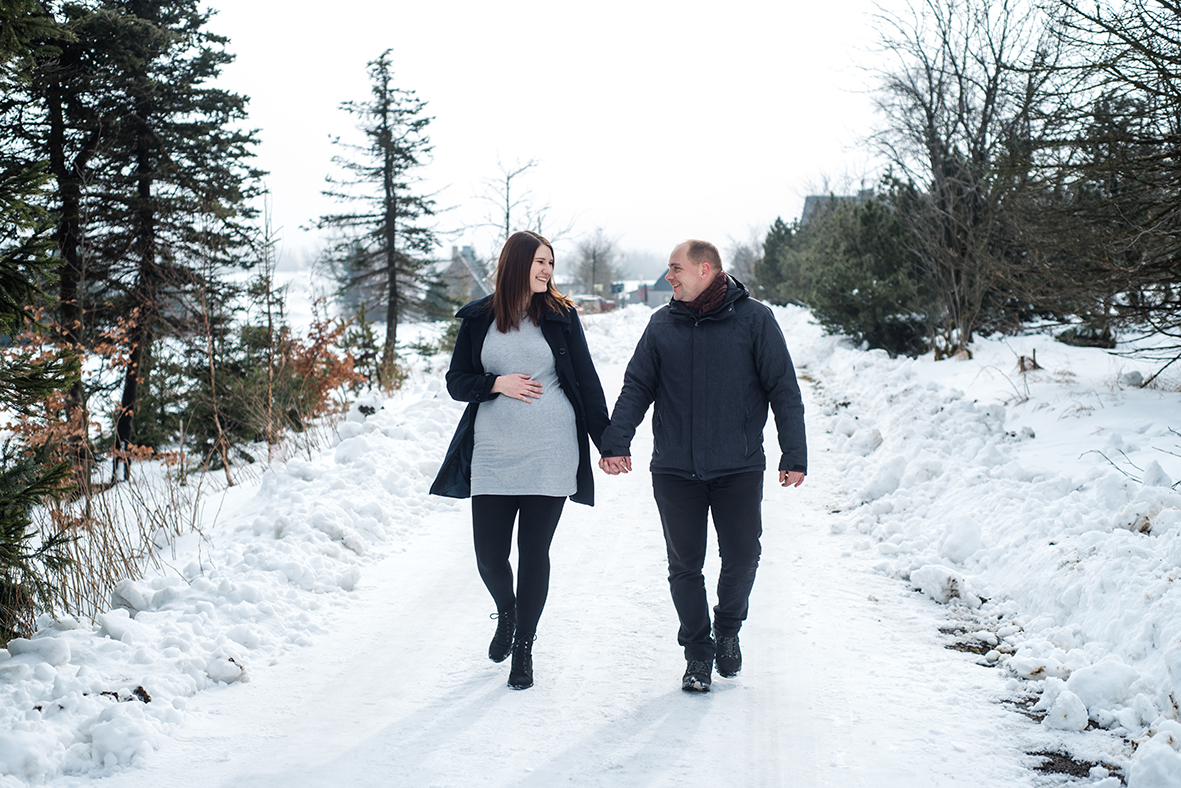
<box><xmin>492</xmin><ymin>373</ymin><xmax>543</xmax><ymax>402</ymax></box>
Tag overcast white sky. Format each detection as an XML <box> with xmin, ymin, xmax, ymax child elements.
<box><xmin>208</xmin><ymin>0</ymin><xmax>890</xmax><ymax>279</ymax></box>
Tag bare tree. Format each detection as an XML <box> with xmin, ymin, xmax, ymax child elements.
<box><xmin>870</xmin><ymin>0</ymin><xmax>1053</xmax><ymax>355</ymax></box>
<box><xmin>574</xmin><ymin>228</ymin><xmax>620</xmax><ymax>296</ymax></box>
<box><xmin>473</xmin><ymin>158</ymin><xmax>575</xmax><ymax>260</ymax></box>
<box><xmin>1023</xmin><ymin>0</ymin><xmax>1181</xmax><ymax>367</ymax></box>
<box><xmin>725</xmin><ymin>224</ymin><xmax>767</xmax><ymax>284</ymax></box>
<box><xmin>480</xmin><ymin>158</ymin><xmax>536</xmax><ymax>247</ymax></box>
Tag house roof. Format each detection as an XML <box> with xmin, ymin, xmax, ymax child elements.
<box><xmin>801</xmin><ymin>189</ymin><xmax>874</xmax><ymax>224</ymax></box>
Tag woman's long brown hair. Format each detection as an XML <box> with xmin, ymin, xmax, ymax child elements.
<box><xmin>490</xmin><ymin>230</ymin><xmax>573</xmax><ymax>332</ymax></box>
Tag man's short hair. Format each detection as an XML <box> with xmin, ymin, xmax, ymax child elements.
<box><xmin>683</xmin><ymin>239</ymin><xmax>723</xmax><ymax>272</ymax></box>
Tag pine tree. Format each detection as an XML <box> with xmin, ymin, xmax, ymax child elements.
<box><xmin>317</xmin><ymin>49</ymin><xmax>437</xmax><ymax>386</ymax></box>
<box><xmin>0</xmin><ymin>441</ymin><xmax>74</xmax><ymax>645</ymax></box>
<box><xmin>340</xmin><ymin>300</ymin><xmax>381</xmax><ymax>388</ymax></box>
<box><xmin>761</xmin><ymin>217</ymin><xmax>794</xmax><ymax>271</ymax></box>
<box><xmin>804</xmin><ymin>187</ymin><xmax>931</xmax><ymax>357</ymax></box>
<box><xmin>7</xmin><ymin>1</ymin><xmax>263</xmax><ymax>476</ymax></box>
<box><xmin>22</xmin><ymin>2</ymin><xmax>119</xmax><ymax>489</ymax></box>
<box><xmin>0</xmin><ymin>0</ymin><xmax>78</xmax><ymax>644</ymax></box>
<box><xmin>72</xmin><ymin>0</ymin><xmax>263</xmax><ymax>475</ymax></box>
<box><xmin>752</xmin><ymin>217</ymin><xmax>804</xmax><ymax>303</ymax></box>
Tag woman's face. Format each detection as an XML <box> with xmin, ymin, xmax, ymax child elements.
<box><xmin>529</xmin><ymin>243</ymin><xmax>555</xmax><ymax>295</ymax></box>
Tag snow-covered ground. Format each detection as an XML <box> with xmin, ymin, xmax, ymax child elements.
<box><xmin>2</xmin><ymin>303</ymin><xmax>1181</xmax><ymax>787</ymax></box>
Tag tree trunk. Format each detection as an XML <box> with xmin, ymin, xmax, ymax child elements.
<box><xmin>114</xmin><ymin>125</ymin><xmax>157</xmax><ymax>481</ymax></box>
<box><xmin>46</xmin><ymin>76</ymin><xmax>98</xmax><ymax>495</ymax></box>
<box><xmin>380</xmin><ymin>149</ymin><xmax>398</xmax><ymax>378</ymax></box>
<box><xmin>382</xmin><ymin>260</ymin><xmax>397</xmax><ymax>375</ymax></box>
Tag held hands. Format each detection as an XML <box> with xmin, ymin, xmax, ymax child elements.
<box><xmin>599</xmin><ymin>458</ymin><xmax>801</xmax><ymax>485</ymax></box>
<box><xmin>492</xmin><ymin>373</ymin><xmax>543</xmax><ymax>402</ymax></box>
<box><xmin>780</xmin><ymin>470</ymin><xmax>806</xmax><ymax>488</ymax></box>
<box><xmin>599</xmin><ymin>456</ymin><xmax>632</xmax><ymax>475</ymax></box>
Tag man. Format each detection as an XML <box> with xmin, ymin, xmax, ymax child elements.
<box><xmin>599</xmin><ymin>239</ymin><xmax>807</xmax><ymax>692</ymax></box>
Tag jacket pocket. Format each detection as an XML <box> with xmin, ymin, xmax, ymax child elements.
<box><xmin>743</xmin><ymin>409</ymin><xmax>762</xmax><ymax>458</ymax></box>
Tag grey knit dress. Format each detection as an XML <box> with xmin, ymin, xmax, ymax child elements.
<box><xmin>471</xmin><ymin>317</ymin><xmax>579</xmax><ymax>497</ymax></box>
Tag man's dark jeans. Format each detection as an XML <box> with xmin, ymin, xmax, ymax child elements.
<box><xmin>652</xmin><ymin>471</ymin><xmax>763</xmax><ymax>662</ymax></box>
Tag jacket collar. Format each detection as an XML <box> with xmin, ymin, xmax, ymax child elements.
<box><xmin>455</xmin><ymin>295</ymin><xmax>493</xmax><ymax>320</ymax></box>
<box><xmin>667</xmin><ymin>274</ymin><xmax>749</xmax><ymax>319</ymax></box>
<box><xmin>543</xmin><ymin>305</ymin><xmax>572</xmax><ymax>324</ymax></box>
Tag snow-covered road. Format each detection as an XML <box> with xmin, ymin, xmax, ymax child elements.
<box><xmin>85</xmin><ymin>331</ymin><xmax>1034</xmax><ymax>788</ymax></box>
<box><xmin>8</xmin><ymin>302</ymin><xmax>1181</xmax><ymax>786</ymax></box>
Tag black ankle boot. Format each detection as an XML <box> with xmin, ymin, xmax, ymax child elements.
<box><xmin>715</xmin><ymin>634</ymin><xmax>742</xmax><ymax>678</ymax></box>
<box><xmin>489</xmin><ymin>609</ymin><xmax>515</xmax><ymax>663</ymax></box>
<box><xmin>507</xmin><ymin>634</ymin><xmax>535</xmax><ymax>690</ymax></box>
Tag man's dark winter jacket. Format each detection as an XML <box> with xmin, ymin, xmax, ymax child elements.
<box><xmin>429</xmin><ymin>296</ymin><xmax>610</xmax><ymax>506</ymax></box>
<box><xmin>599</xmin><ymin>276</ymin><xmax>807</xmax><ymax>480</ymax></box>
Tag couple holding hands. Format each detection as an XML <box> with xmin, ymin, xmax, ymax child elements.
<box><xmin>430</xmin><ymin>231</ymin><xmax>807</xmax><ymax>692</ymax></box>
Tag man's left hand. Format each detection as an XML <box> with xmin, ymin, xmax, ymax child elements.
<box><xmin>780</xmin><ymin>470</ymin><xmax>805</xmax><ymax>488</ymax></box>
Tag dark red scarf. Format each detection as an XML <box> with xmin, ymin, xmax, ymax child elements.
<box><xmin>683</xmin><ymin>270</ymin><xmax>728</xmax><ymax>315</ymax></box>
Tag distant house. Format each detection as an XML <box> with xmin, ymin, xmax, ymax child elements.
<box><xmin>441</xmin><ymin>245</ymin><xmax>491</xmax><ymax>303</ymax></box>
<box><xmin>801</xmin><ymin>189</ymin><xmax>874</xmax><ymax>224</ymax></box>
<box><xmin>628</xmin><ymin>276</ymin><xmax>673</xmax><ymax>308</ymax></box>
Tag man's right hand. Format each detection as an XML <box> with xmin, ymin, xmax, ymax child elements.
<box><xmin>599</xmin><ymin>456</ymin><xmax>632</xmax><ymax>475</ymax></box>
<box><xmin>780</xmin><ymin>470</ymin><xmax>806</xmax><ymax>488</ymax></box>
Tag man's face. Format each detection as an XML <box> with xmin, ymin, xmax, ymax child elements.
<box><xmin>665</xmin><ymin>244</ymin><xmax>710</xmax><ymax>302</ymax></box>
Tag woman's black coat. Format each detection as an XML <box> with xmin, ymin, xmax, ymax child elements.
<box><xmin>429</xmin><ymin>296</ymin><xmax>610</xmax><ymax>506</ymax></box>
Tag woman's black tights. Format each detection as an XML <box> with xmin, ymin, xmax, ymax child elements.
<box><xmin>472</xmin><ymin>495</ymin><xmax>565</xmax><ymax>637</ymax></box>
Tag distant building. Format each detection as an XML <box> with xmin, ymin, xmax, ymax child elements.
<box><xmin>628</xmin><ymin>276</ymin><xmax>673</xmax><ymax>308</ymax></box>
<box><xmin>553</xmin><ymin>273</ymin><xmax>577</xmax><ymax>294</ymax></box>
<box><xmin>801</xmin><ymin>189</ymin><xmax>874</xmax><ymax>224</ymax></box>
<box><xmin>441</xmin><ymin>245</ymin><xmax>491</xmax><ymax>303</ymax></box>
<box><xmin>569</xmin><ymin>294</ymin><xmax>617</xmax><ymax>314</ymax></box>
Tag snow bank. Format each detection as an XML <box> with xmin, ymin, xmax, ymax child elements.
<box><xmin>784</xmin><ymin>305</ymin><xmax>1181</xmax><ymax>783</ymax></box>
<box><xmin>0</xmin><ymin>380</ymin><xmax>463</xmax><ymax>782</ymax></box>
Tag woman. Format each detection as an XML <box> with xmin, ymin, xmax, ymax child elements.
<box><xmin>430</xmin><ymin>230</ymin><xmax>610</xmax><ymax>690</ymax></box>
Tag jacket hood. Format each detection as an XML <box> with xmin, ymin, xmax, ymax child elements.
<box><xmin>722</xmin><ymin>275</ymin><xmax>751</xmax><ymax>306</ymax></box>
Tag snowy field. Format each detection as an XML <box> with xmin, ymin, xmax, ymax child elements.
<box><xmin>2</xmin><ymin>303</ymin><xmax>1181</xmax><ymax>787</ymax></box>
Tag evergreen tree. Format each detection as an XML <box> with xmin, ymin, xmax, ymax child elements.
<box><xmin>317</xmin><ymin>49</ymin><xmax>437</xmax><ymax>386</ymax></box>
<box><xmin>8</xmin><ymin>0</ymin><xmax>263</xmax><ymax>474</ymax></box>
<box><xmin>0</xmin><ymin>0</ymin><xmax>78</xmax><ymax>644</ymax></box>
<box><xmin>341</xmin><ymin>300</ymin><xmax>381</xmax><ymax>389</ymax></box>
<box><xmin>755</xmin><ymin>184</ymin><xmax>934</xmax><ymax>356</ymax></box>
<box><xmin>751</xmin><ymin>216</ymin><xmax>807</xmax><ymax>304</ymax></box>
<box><xmin>73</xmin><ymin>0</ymin><xmax>263</xmax><ymax>473</ymax></box>
<box><xmin>0</xmin><ymin>441</ymin><xmax>74</xmax><ymax>645</ymax></box>
<box><xmin>20</xmin><ymin>1</ymin><xmax>138</xmax><ymax>487</ymax></box>
<box><xmin>762</xmin><ymin>217</ymin><xmax>793</xmax><ymax>269</ymax></box>
<box><xmin>805</xmin><ymin>188</ymin><xmax>932</xmax><ymax>357</ymax></box>
<box><xmin>322</xmin><ymin>240</ymin><xmax>384</xmax><ymax>319</ymax></box>
<box><xmin>36</xmin><ymin>4</ymin><xmax>99</xmax><ymax>488</ymax></box>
